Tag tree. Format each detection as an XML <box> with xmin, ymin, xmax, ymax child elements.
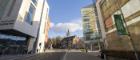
<box><xmin>51</xmin><ymin>36</ymin><xmax>64</xmax><ymax>49</ymax></box>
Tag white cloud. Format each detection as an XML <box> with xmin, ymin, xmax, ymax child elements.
<box><xmin>51</xmin><ymin>18</ymin><xmax>83</xmax><ymax>32</ymax></box>
<box><xmin>50</xmin><ymin>22</ymin><xmax>54</xmax><ymax>28</ymax></box>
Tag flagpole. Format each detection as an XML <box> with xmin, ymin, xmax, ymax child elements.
<box><xmin>116</xmin><ymin>0</ymin><xmax>139</xmax><ymax>60</ymax></box>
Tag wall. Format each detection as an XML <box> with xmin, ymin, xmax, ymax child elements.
<box><xmin>103</xmin><ymin>0</ymin><xmax>140</xmax><ymax>51</ymax></box>
<box><xmin>0</xmin><ymin>0</ymin><xmax>23</xmax><ymax>30</ymax></box>
<box><xmin>96</xmin><ymin>0</ymin><xmax>107</xmax><ymax>48</ymax></box>
<box><xmin>14</xmin><ymin>0</ymin><xmax>41</xmax><ymax>37</ymax></box>
<box><xmin>36</xmin><ymin>0</ymin><xmax>49</xmax><ymax>53</ymax></box>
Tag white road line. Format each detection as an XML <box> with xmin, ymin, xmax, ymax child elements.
<box><xmin>62</xmin><ymin>51</ymin><xmax>69</xmax><ymax>60</ymax></box>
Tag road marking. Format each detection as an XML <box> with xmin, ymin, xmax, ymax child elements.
<box><xmin>62</xmin><ymin>51</ymin><xmax>69</xmax><ymax>60</ymax></box>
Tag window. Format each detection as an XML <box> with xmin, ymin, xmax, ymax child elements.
<box><xmin>83</xmin><ymin>18</ymin><xmax>89</xmax><ymax>22</ymax></box>
<box><xmin>32</xmin><ymin>0</ymin><xmax>37</xmax><ymax>5</ymax></box>
<box><xmin>0</xmin><ymin>0</ymin><xmax>9</xmax><ymax>18</ymax></box>
<box><xmin>25</xmin><ymin>4</ymin><xmax>36</xmax><ymax>25</ymax></box>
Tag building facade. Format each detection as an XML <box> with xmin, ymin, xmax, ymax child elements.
<box><xmin>81</xmin><ymin>4</ymin><xmax>99</xmax><ymax>50</ymax></box>
<box><xmin>34</xmin><ymin>0</ymin><xmax>50</xmax><ymax>53</ymax></box>
<box><xmin>61</xmin><ymin>36</ymin><xmax>80</xmax><ymax>49</ymax></box>
<box><xmin>0</xmin><ymin>0</ymin><xmax>49</xmax><ymax>54</ymax></box>
<box><xmin>44</xmin><ymin>17</ymin><xmax>51</xmax><ymax>49</ymax></box>
<box><xmin>35</xmin><ymin>16</ymin><xmax>51</xmax><ymax>53</ymax></box>
<box><xmin>97</xmin><ymin>0</ymin><xmax>140</xmax><ymax>51</ymax></box>
<box><xmin>96</xmin><ymin>0</ymin><xmax>140</xmax><ymax>59</ymax></box>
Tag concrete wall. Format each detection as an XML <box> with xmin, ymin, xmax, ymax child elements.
<box><xmin>35</xmin><ymin>0</ymin><xmax>49</xmax><ymax>53</ymax></box>
<box><xmin>0</xmin><ymin>0</ymin><xmax>40</xmax><ymax>37</ymax></box>
<box><xmin>14</xmin><ymin>0</ymin><xmax>41</xmax><ymax>37</ymax></box>
<box><xmin>122</xmin><ymin>0</ymin><xmax>140</xmax><ymax>18</ymax></box>
<box><xmin>27</xmin><ymin>37</ymin><xmax>36</xmax><ymax>53</ymax></box>
<box><xmin>95</xmin><ymin>0</ymin><xmax>140</xmax><ymax>59</ymax></box>
<box><xmin>0</xmin><ymin>0</ymin><xmax>48</xmax><ymax>38</ymax></box>
<box><xmin>96</xmin><ymin>0</ymin><xmax>107</xmax><ymax>47</ymax></box>
<box><xmin>26</xmin><ymin>0</ymin><xmax>50</xmax><ymax>53</ymax></box>
<box><xmin>0</xmin><ymin>0</ymin><xmax>23</xmax><ymax>30</ymax></box>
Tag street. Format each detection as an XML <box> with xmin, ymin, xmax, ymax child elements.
<box><xmin>64</xmin><ymin>52</ymin><xmax>102</xmax><ymax>60</ymax></box>
<box><xmin>0</xmin><ymin>51</ymin><xmax>102</xmax><ymax>60</ymax></box>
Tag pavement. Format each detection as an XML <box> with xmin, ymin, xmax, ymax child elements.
<box><xmin>0</xmin><ymin>50</ymin><xmax>102</xmax><ymax>60</ymax></box>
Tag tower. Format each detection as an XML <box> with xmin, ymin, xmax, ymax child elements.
<box><xmin>66</xmin><ymin>29</ymin><xmax>70</xmax><ymax>37</ymax></box>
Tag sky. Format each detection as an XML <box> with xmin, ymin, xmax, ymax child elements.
<box><xmin>48</xmin><ymin>0</ymin><xmax>95</xmax><ymax>38</ymax></box>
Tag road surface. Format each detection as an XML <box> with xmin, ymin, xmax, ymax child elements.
<box><xmin>0</xmin><ymin>52</ymin><xmax>102</xmax><ymax>60</ymax></box>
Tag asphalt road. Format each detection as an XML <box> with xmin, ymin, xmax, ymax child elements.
<box><xmin>65</xmin><ymin>52</ymin><xmax>102</xmax><ymax>60</ymax></box>
<box><xmin>0</xmin><ymin>52</ymin><xmax>102</xmax><ymax>60</ymax></box>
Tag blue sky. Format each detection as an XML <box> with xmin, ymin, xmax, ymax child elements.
<box><xmin>48</xmin><ymin>0</ymin><xmax>95</xmax><ymax>38</ymax></box>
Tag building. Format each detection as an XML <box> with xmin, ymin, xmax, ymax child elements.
<box><xmin>36</xmin><ymin>17</ymin><xmax>51</xmax><ymax>53</ymax></box>
<box><xmin>34</xmin><ymin>0</ymin><xmax>50</xmax><ymax>53</ymax></box>
<box><xmin>60</xmin><ymin>36</ymin><xmax>80</xmax><ymax>49</ymax></box>
<box><xmin>96</xmin><ymin>0</ymin><xmax>107</xmax><ymax>51</ymax></box>
<box><xmin>96</xmin><ymin>0</ymin><xmax>140</xmax><ymax>59</ymax></box>
<box><xmin>81</xmin><ymin>4</ymin><xmax>99</xmax><ymax>50</ymax></box>
<box><xmin>0</xmin><ymin>0</ymin><xmax>49</xmax><ymax>54</ymax></box>
<box><xmin>44</xmin><ymin>17</ymin><xmax>51</xmax><ymax>47</ymax></box>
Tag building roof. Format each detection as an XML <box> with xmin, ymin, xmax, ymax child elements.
<box><xmin>62</xmin><ymin>36</ymin><xmax>76</xmax><ymax>42</ymax></box>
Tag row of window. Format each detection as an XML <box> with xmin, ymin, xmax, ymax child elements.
<box><xmin>0</xmin><ymin>0</ymin><xmax>36</xmax><ymax>25</ymax></box>
<box><xmin>25</xmin><ymin>4</ymin><xmax>36</xmax><ymax>25</ymax></box>
<box><xmin>0</xmin><ymin>0</ymin><xmax>46</xmax><ymax>25</ymax></box>
<box><xmin>25</xmin><ymin>0</ymin><xmax>38</xmax><ymax>25</ymax></box>
<box><xmin>0</xmin><ymin>33</ymin><xmax>26</xmax><ymax>41</ymax></box>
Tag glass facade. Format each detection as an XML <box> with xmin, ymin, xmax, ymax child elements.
<box><xmin>83</xmin><ymin>17</ymin><xmax>95</xmax><ymax>41</ymax></box>
<box><xmin>32</xmin><ymin>0</ymin><xmax>37</xmax><ymax>5</ymax></box>
<box><xmin>0</xmin><ymin>33</ymin><xmax>27</xmax><ymax>54</ymax></box>
<box><xmin>0</xmin><ymin>33</ymin><xmax>26</xmax><ymax>41</ymax></box>
<box><xmin>25</xmin><ymin>4</ymin><xmax>36</xmax><ymax>25</ymax></box>
<box><xmin>83</xmin><ymin>15</ymin><xmax>95</xmax><ymax>41</ymax></box>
